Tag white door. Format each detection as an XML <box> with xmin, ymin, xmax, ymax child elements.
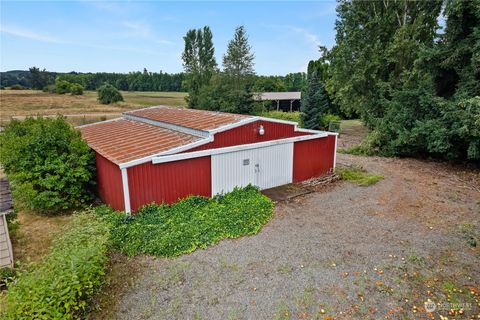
<box><xmin>256</xmin><ymin>143</ymin><xmax>293</xmax><ymax>190</ymax></box>
<box><xmin>211</xmin><ymin>143</ymin><xmax>293</xmax><ymax>195</ymax></box>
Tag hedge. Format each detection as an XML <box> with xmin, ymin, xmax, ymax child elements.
<box><xmin>0</xmin><ymin>117</ymin><xmax>95</xmax><ymax>213</ymax></box>
<box><xmin>96</xmin><ymin>185</ymin><xmax>274</xmax><ymax>258</ymax></box>
<box><xmin>0</xmin><ymin>213</ymin><xmax>110</xmax><ymax>320</ymax></box>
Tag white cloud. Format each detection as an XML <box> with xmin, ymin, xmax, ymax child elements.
<box><xmin>286</xmin><ymin>26</ymin><xmax>322</xmax><ymax>47</ymax></box>
<box><xmin>260</xmin><ymin>23</ymin><xmax>322</xmax><ymax>48</ymax></box>
<box><xmin>0</xmin><ymin>25</ymin><xmax>59</xmax><ymax>43</ymax></box>
<box><xmin>1</xmin><ymin>24</ymin><xmax>156</xmax><ymax>54</ymax></box>
<box><xmin>120</xmin><ymin>20</ymin><xmax>173</xmax><ymax>45</ymax></box>
<box><xmin>122</xmin><ymin>21</ymin><xmax>152</xmax><ymax>38</ymax></box>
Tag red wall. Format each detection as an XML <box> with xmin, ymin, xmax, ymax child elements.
<box><xmin>127</xmin><ymin>156</ymin><xmax>211</xmax><ymax>212</ymax></box>
<box><xmin>95</xmin><ymin>153</ymin><xmax>125</xmax><ymax>211</ymax></box>
<box><xmin>187</xmin><ymin>120</ymin><xmax>310</xmax><ymax>152</ymax></box>
<box><xmin>293</xmin><ymin>135</ymin><xmax>336</xmax><ymax>182</ymax></box>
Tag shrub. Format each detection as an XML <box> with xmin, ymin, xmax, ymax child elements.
<box><xmin>69</xmin><ymin>83</ymin><xmax>84</xmax><ymax>95</ymax></box>
<box><xmin>96</xmin><ymin>185</ymin><xmax>274</xmax><ymax>258</ymax></box>
<box><xmin>55</xmin><ymin>79</ymin><xmax>72</xmax><ymax>94</ymax></box>
<box><xmin>42</xmin><ymin>84</ymin><xmax>56</xmax><ymax>93</ymax></box>
<box><xmin>0</xmin><ymin>267</ymin><xmax>15</xmax><ymax>291</ymax></box>
<box><xmin>97</xmin><ymin>83</ymin><xmax>123</xmax><ymax>104</ymax></box>
<box><xmin>259</xmin><ymin>111</ymin><xmax>301</xmax><ymax>123</ymax></box>
<box><xmin>321</xmin><ymin>114</ymin><xmax>341</xmax><ymax>130</ymax></box>
<box><xmin>0</xmin><ymin>117</ymin><xmax>95</xmax><ymax>213</ymax></box>
<box><xmin>0</xmin><ymin>213</ymin><xmax>110</xmax><ymax>319</ymax></box>
<box><xmin>9</xmin><ymin>84</ymin><xmax>25</xmax><ymax>90</ymax></box>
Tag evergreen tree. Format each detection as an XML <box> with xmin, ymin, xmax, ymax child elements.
<box><xmin>199</xmin><ymin>26</ymin><xmax>217</xmax><ymax>85</ymax></box>
<box><xmin>300</xmin><ymin>71</ymin><xmax>329</xmax><ymax>130</ymax></box>
<box><xmin>223</xmin><ymin>25</ymin><xmax>255</xmax><ymax>87</ymax></box>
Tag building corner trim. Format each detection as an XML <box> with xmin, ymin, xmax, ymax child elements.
<box><xmin>333</xmin><ymin>134</ymin><xmax>338</xmax><ymax>170</ymax></box>
<box><xmin>121</xmin><ymin>167</ymin><xmax>131</xmax><ymax>214</ymax></box>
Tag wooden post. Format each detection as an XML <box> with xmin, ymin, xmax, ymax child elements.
<box><xmin>290</xmin><ymin>100</ymin><xmax>293</xmax><ymax>112</ymax></box>
<box><xmin>276</xmin><ymin>100</ymin><xmax>280</xmax><ymax>111</ymax></box>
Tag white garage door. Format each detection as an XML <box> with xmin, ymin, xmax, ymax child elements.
<box><xmin>211</xmin><ymin>143</ymin><xmax>293</xmax><ymax>195</ymax></box>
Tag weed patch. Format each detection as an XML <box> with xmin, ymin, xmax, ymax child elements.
<box><xmin>337</xmin><ymin>166</ymin><xmax>384</xmax><ymax>186</ymax></box>
<box><xmin>0</xmin><ymin>212</ymin><xmax>110</xmax><ymax>319</ymax></box>
<box><xmin>96</xmin><ymin>185</ymin><xmax>274</xmax><ymax>258</ymax></box>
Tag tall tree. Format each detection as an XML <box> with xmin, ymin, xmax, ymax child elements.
<box><xmin>434</xmin><ymin>0</ymin><xmax>480</xmax><ymax>99</ymax></box>
<box><xmin>300</xmin><ymin>71</ymin><xmax>329</xmax><ymax>130</ymax></box>
<box><xmin>199</xmin><ymin>26</ymin><xmax>217</xmax><ymax>86</ymax></box>
<box><xmin>28</xmin><ymin>67</ymin><xmax>52</xmax><ymax>90</ymax></box>
<box><xmin>182</xmin><ymin>26</ymin><xmax>217</xmax><ymax>107</ymax></box>
<box><xmin>327</xmin><ymin>0</ymin><xmax>479</xmax><ymax>160</ymax></box>
<box><xmin>328</xmin><ymin>0</ymin><xmax>442</xmax><ymax>126</ymax></box>
<box><xmin>223</xmin><ymin>25</ymin><xmax>255</xmax><ymax>87</ymax></box>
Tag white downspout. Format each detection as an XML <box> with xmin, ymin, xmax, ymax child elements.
<box><xmin>333</xmin><ymin>134</ymin><xmax>338</xmax><ymax>170</ymax></box>
<box><xmin>121</xmin><ymin>167</ymin><xmax>131</xmax><ymax>214</ymax></box>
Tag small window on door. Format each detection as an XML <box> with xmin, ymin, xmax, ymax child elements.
<box><xmin>243</xmin><ymin>159</ymin><xmax>250</xmax><ymax>165</ymax></box>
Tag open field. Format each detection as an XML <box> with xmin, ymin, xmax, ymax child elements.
<box><xmin>0</xmin><ymin>90</ymin><xmax>187</xmax><ymax>125</ymax></box>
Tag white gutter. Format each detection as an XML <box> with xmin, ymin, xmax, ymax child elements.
<box><xmin>118</xmin><ymin>135</ymin><xmax>214</xmax><ymax>169</ymax></box>
<box><xmin>152</xmin><ymin>132</ymin><xmax>329</xmax><ymax>165</ymax></box>
<box><xmin>207</xmin><ymin>117</ymin><xmax>259</xmax><ymax>134</ymax></box>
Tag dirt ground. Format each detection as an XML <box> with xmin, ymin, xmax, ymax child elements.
<box><xmin>91</xmin><ymin>130</ymin><xmax>480</xmax><ymax>319</ymax></box>
<box><xmin>9</xmin><ymin>213</ymin><xmax>73</xmax><ymax>264</ymax></box>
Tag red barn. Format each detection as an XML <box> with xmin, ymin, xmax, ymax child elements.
<box><xmin>79</xmin><ymin>106</ymin><xmax>337</xmax><ymax>213</ymax></box>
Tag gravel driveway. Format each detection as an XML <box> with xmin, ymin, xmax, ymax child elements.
<box><xmin>95</xmin><ymin>154</ymin><xmax>479</xmax><ymax>320</ymax></box>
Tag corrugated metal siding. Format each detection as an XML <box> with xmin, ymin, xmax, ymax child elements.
<box><xmin>211</xmin><ymin>143</ymin><xmax>293</xmax><ymax>194</ymax></box>
<box><xmin>257</xmin><ymin>143</ymin><xmax>293</xmax><ymax>189</ymax></box>
<box><xmin>211</xmin><ymin>149</ymin><xmax>258</xmax><ymax>195</ymax></box>
<box><xmin>127</xmin><ymin>156</ymin><xmax>211</xmax><ymax>212</ymax></box>
<box><xmin>96</xmin><ymin>153</ymin><xmax>125</xmax><ymax>211</ymax></box>
<box><xmin>187</xmin><ymin>120</ymin><xmax>309</xmax><ymax>152</ymax></box>
<box><xmin>292</xmin><ymin>135</ymin><xmax>336</xmax><ymax>182</ymax></box>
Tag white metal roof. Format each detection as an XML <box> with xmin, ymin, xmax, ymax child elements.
<box><xmin>255</xmin><ymin>92</ymin><xmax>301</xmax><ymax>101</ymax></box>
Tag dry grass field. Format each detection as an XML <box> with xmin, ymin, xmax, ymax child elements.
<box><xmin>0</xmin><ymin>90</ymin><xmax>187</xmax><ymax>125</ymax></box>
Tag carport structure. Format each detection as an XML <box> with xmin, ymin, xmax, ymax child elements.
<box><xmin>255</xmin><ymin>92</ymin><xmax>301</xmax><ymax>112</ymax></box>
<box><xmin>79</xmin><ymin>106</ymin><xmax>337</xmax><ymax>213</ymax></box>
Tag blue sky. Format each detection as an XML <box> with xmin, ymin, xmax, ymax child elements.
<box><xmin>0</xmin><ymin>1</ymin><xmax>338</xmax><ymax>75</ymax></box>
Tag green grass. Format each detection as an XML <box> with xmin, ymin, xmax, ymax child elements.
<box><xmin>121</xmin><ymin>91</ymin><xmax>187</xmax><ymax>107</ymax></box>
<box><xmin>96</xmin><ymin>185</ymin><xmax>274</xmax><ymax>258</ymax></box>
<box><xmin>339</xmin><ymin>119</ymin><xmax>363</xmax><ymax>128</ymax></box>
<box><xmin>338</xmin><ymin>144</ymin><xmax>377</xmax><ymax>156</ymax></box>
<box><xmin>259</xmin><ymin>111</ymin><xmax>300</xmax><ymax>123</ymax></box>
<box><xmin>337</xmin><ymin>166</ymin><xmax>384</xmax><ymax>186</ymax></box>
<box><xmin>0</xmin><ymin>213</ymin><xmax>110</xmax><ymax>319</ymax></box>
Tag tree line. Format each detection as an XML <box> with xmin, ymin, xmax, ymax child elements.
<box><xmin>302</xmin><ymin>0</ymin><xmax>479</xmax><ymax>161</ymax></box>
<box><xmin>0</xmin><ymin>68</ymin><xmax>186</xmax><ymax>92</ymax></box>
<box><xmin>1</xmin><ymin>68</ymin><xmax>306</xmax><ymax>93</ymax></box>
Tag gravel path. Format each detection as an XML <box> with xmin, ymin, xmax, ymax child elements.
<box><xmin>97</xmin><ymin>154</ymin><xmax>479</xmax><ymax>320</ymax></box>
